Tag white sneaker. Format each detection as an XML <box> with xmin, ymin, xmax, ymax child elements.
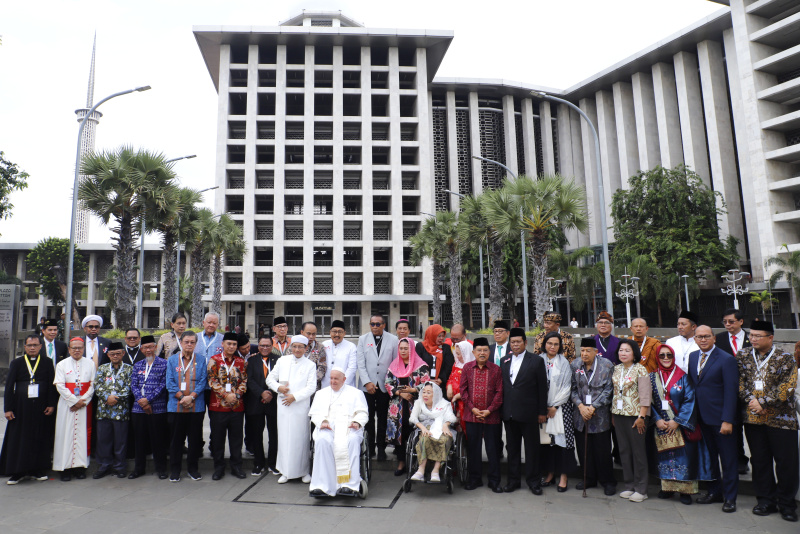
<box><xmin>619</xmin><ymin>490</ymin><xmax>634</xmax><ymax>499</ymax></box>
<box><xmin>278</xmin><ymin>475</ymin><xmax>289</xmax><ymax>484</ymax></box>
<box><xmin>430</xmin><ymin>472</ymin><xmax>441</xmax><ymax>483</ymax></box>
<box><xmin>629</xmin><ymin>492</ymin><xmax>648</xmax><ymax>502</ymax></box>
<box><xmin>410</xmin><ymin>471</ymin><xmax>425</xmax><ymax>481</ymax></box>
<box><xmin>301</xmin><ymin>474</ymin><xmax>311</xmax><ymax>483</ymax></box>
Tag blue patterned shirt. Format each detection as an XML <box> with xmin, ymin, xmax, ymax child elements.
<box><xmin>130</xmin><ymin>357</ymin><xmax>168</xmax><ymax>414</ymax></box>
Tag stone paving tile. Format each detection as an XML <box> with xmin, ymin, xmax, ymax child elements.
<box><xmin>539</xmin><ymin>513</ymin><xmax>619</xmax><ymax>534</ymax></box>
<box><xmin>0</xmin><ymin>502</ymin><xmax>91</xmax><ymax>531</ymax></box>
<box><xmin>474</xmin><ymin>508</ymin><xmax>544</xmax><ymax>533</ymax></box>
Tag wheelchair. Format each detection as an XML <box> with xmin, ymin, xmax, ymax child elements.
<box><xmin>402</xmin><ymin>424</ymin><xmax>468</xmax><ymax>494</ymax></box>
<box><xmin>309</xmin><ymin>425</ymin><xmax>371</xmax><ymax>499</ymax></box>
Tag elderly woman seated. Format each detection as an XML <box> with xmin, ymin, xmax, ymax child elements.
<box><xmin>409</xmin><ymin>382</ymin><xmax>457</xmax><ymax>483</ymax></box>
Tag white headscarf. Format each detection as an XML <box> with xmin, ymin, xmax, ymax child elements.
<box><xmin>81</xmin><ymin>315</ymin><xmax>103</xmax><ymax>328</ymax></box>
<box><xmin>418</xmin><ymin>381</ymin><xmax>456</xmax><ymax>439</ymax></box>
<box><xmin>454</xmin><ymin>341</ymin><xmax>475</xmax><ymax>369</ymax></box>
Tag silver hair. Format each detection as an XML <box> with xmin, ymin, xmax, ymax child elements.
<box><xmin>203</xmin><ymin>312</ymin><xmax>220</xmax><ymax>322</ymax></box>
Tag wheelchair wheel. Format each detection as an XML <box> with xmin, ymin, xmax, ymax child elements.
<box><xmin>403</xmin><ymin>478</ymin><xmax>412</xmax><ymax>492</ymax></box>
<box><xmin>447</xmin><ymin>478</ymin><xmax>454</xmax><ymax>494</ymax></box>
<box><xmin>456</xmin><ymin>433</ymin><xmax>469</xmax><ymax>485</ymax></box>
<box><xmin>359</xmin><ymin>478</ymin><xmax>369</xmax><ymax>499</ymax></box>
<box><xmin>360</xmin><ymin>439</ymin><xmax>371</xmax><ymax>484</ymax></box>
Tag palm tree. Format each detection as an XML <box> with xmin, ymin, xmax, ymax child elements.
<box><xmin>178</xmin><ymin>274</ymin><xmax>193</xmax><ymax>321</ymax></box>
<box><xmin>767</xmin><ymin>245</ymin><xmax>800</xmax><ymax>327</ymax></box>
<box><xmin>749</xmin><ymin>290</ymin><xmax>777</xmax><ymax>321</ymax></box>
<box><xmin>491</xmin><ymin>174</ymin><xmax>588</xmax><ymax>326</ymax></box>
<box><xmin>98</xmin><ymin>265</ymin><xmax>117</xmax><ymax>315</ymax></box>
<box><xmin>409</xmin><ymin>231</ymin><xmax>446</xmax><ymax>325</ymax></box>
<box><xmin>185</xmin><ymin>208</ymin><xmax>214</xmax><ymax>327</ymax></box>
<box><xmin>80</xmin><ymin>147</ymin><xmax>177</xmax><ymax>327</ymax></box>
<box><xmin>460</xmin><ymin>189</ymin><xmax>514</xmax><ymax>326</ymax></box>
<box><xmin>149</xmin><ymin>186</ymin><xmax>201</xmax><ymax>319</ymax></box>
<box><xmin>548</xmin><ymin>246</ymin><xmax>594</xmax><ymax>324</ymax></box>
<box><xmin>205</xmin><ymin>214</ymin><xmax>245</xmax><ymax>315</ymax></box>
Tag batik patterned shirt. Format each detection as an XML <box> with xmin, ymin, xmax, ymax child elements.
<box><xmin>737</xmin><ymin>346</ymin><xmax>798</xmax><ymax>430</ymax></box>
<box><xmin>610</xmin><ymin>363</ymin><xmax>651</xmax><ymax>417</ymax></box>
<box><xmin>207</xmin><ymin>353</ymin><xmax>247</xmax><ymax>412</ymax></box>
<box><xmin>130</xmin><ymin>358</ymin><xmax>168</xmax><ymax>414</ymax></box>
<box><xmin>533</xmin><ymin>330</ymin><xmax>576</xmax><ymax>362</ymax></box>
<box><xmin>94</xmin><ymin>363</ymin><xmax>133</xmax><ymax>421</ymax></box>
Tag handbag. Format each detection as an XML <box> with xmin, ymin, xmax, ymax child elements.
<box><xmin>654</xmin><ymin>428</ymin><xmax>685</xmax><ymax>452</ymax></box>
<box><xmin>683</xmin><ymin>425</ymin><xmax>702</xmax><ymax>442</ymax></box>
<box><xmin>539</xmin><ymin>423</ymin><xmax>552</xmax><ymax>445</ymax></box>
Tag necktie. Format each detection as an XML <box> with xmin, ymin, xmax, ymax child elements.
<box><xmin>731</xmin><ymin>335</ymin><xmax>738</xmax><ymax>353</ymax></box>
<box><xmin>91</xmin><ymin>342</ymin><xmax>98</xmax><ymax>366</ymax></box>
<box><xmin>699</xmin><ymin>352</ymin><xmax>708</xmax><ymax>376</ymax></box>
<box><xmin>496</xmin><ymin>345</ymin><xmax>503</xmax><ymax>365</ymax></box>
<box><xmin>48</xmin><ymin>342</ymin><xmax>54</xmax><ymax>362</ymax></box>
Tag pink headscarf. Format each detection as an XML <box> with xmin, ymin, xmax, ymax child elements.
<box><xmin>388</xmin><ymin>338</ymin><xmax>427</xmax><ymax>378</ymax></box>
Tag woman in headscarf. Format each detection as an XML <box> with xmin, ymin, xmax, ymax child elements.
<box><xmin>415</xmin><ymin>324</ymin><xmax>454</xmax><ymax>394</ymax></box>
<box><xmin>409</xmin><ymin>382</ymin><xmax>458</xmax><ymax>483</ymax></box>
<box><xmin>156</xmin><ymin>312</ymin><xmax>188</xmax><ymax>359</ymax></box>
<box><xmin>649</xmin><ymin>343</ymin><xmax>712</xmax><ymax>504</ymax></box>
<box><xmin>446</xmin><ymin>340</ymin><xmax>474</xmax><ymax>422</ymax></box>
<box><xmin>539</xmin><ymin>331</ymin><xmax>577</xmax><ymax>492</ymax></box>
<box><xmin>385</xmin><ymin>338</ymin><xmax>430</xmax><ymax>476</ymax></box>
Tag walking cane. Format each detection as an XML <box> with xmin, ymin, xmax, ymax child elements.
<box><xmin>582</xmin><ymin>414</ymin><xmax>590</xmax><ymax>498</ymax></box>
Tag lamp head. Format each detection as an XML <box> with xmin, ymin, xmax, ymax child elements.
<box><xmin>135</xmin><ymin>85</ymin><xmax>151</xmax><ymax>92</ymax></box>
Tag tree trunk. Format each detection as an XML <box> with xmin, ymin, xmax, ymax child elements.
<box><xmin>565</xmin><ymin>285</ymin><xmax>572</xmax><ymax>326</ymax></box>
<box><xmin>657</xmin><ymin>300</ymin><xmax>663</xmax><ymax>327</ymax></box>
<box><xmin>529</xmin><ymin>234</ymin><xmax>549</xmax><ymax>327</ymax></box>
<box><xmin>212</xmin><ymin>255</ymin><xmax>222</xmax><ymax>316</ymax></box>
<box><xmin>190</xmin><ymin>247</ymin><xmax>205</xmax><ymax>328</ymax></box>
<box><xmin>161</xmin><ymin>230</ymin><xmax>177</xmax><ymax>321</ymax></box>
<box><xmin>488</xmin><ymin>239</ymin><xmax>504</xmax><ymax>327</ymax></box>
<box><xmin>448</xmin><ymin>247</ymin><xmax>463</xmax><ymax>326</ymax></box>
<box><xmin>114</xmin><ymin>212</ymin><xmax>137</xmax><ymax>328</ymax></box>
<box><xmin>431</xmin><ymin>262</ymin><xmax>442</xmax><ymax>325</ymax></box>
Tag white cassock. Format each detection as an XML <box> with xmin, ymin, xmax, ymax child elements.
<box><xmin>321</xmin><ymin>339</ymin><xmax>358</xmax><ymax>388</ymax></box>
<box><xmin>308</xmin><ymin>384</ymin><xmax>369</xmax><ymax>495</ymax></box>
<box><xmin>266</xmin><ymin>354</ymin><xmax>317</xmax><ymax>479</ymax></box>
<box><xmin>53</xmin><ymin>357</ymin><xmax>96</xmax><ymax>471</ymax></box>
<box><xmin>666</xmin><ymin>335</ymin><xmax>699</xmax><ymax>373</ymax></box>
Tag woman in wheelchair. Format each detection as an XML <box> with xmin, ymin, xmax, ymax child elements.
<box><xmin>409</xmin><ymin>382</ymin><xmax>457</xmax><ymax>483</ymax></box>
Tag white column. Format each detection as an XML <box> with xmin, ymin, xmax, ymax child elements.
<box><xmin>446</xmin><ymin>91</ymin><xmax>460</xmax><ymax>209</ymax></box>
<box><xmin>631</xmin><ymin>72</ymin><xmax>661</xmax><ymax>170</ymax></box>
<box><xmin>540</xmin><ymin>101</ymin><xmax>556</xmax><ymax>174</ymax></box>
<box><xmin>502</xmin><ymin>95</ymin><xmax>519</xmax><ymax>178</ymax></box>
<box><xmin>468</xmin><ymin>92</ymin><xmax>483</xmax><ymax>192</ymax></box>
<box><xmin>674</xmin><ymin>51</ymin><xmax>711</xmax><ymax>185</ymax></box>
<box><xmin>272</xmin><ymin>44</ymin><xmax>287</xmax><ymax>295</ymax></box>
<box><xmin>579</xmin><ymin>97</ymin><xmax>601</xmax><ymax>246</ymax></box>
<box><xmin>612</xmin><ymin>81</ymin><xmax>640</xmax><ymax>189</ymax></box>
<box><xmin>697</xmin><ymin>39</ymin><xmax>747</xmax><ymax>258</ymax></box>
<box><xmin>521</xmin><ymin>98</ymin><xmax>538</xmax><ymax>177</ymax></box>
<box><xmin>652</xmin><ymin>62</ymin><xmax>684</xmax><ymax>169</ymax></box>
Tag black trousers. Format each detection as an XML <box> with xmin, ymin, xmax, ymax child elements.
<box><xmin>131</xmin><ymin>412</ymin><xmax>168</xmax><ymax>474</ymax></box>
<box><xmin>700</xmin><ymin>421</ymin><xmax>739</xmax><ymax>502</ymax></box>
<box><xmin>96</xmin><ymin>419</ymin><xmax>128</xmax><ymax>472</ymax></box>
<box><xmin>209</xmin><ymin>411</ymin><xmax>244</xmax><ymax>471</ymax></box>
<box><xmin>504</xmin><ymin>419</ymin><xmax>541</xmax><ymax>488</ymax></box>
<box><xmin>464</xmin><ymin>421</ymin><xmax>501</xmax><ymax>486</ymax></box>
<box><xmin>364</xmin><ymin>388</ymin><xmax>390</xmax><ymax>454</ymax></box>
<box><xmin>245</xmin><ymin>404</ymin><xmax>278</xmax><ymax>470</ymax></box>
<box><xmin>575</xmin><ymin>428</ymin><xmax>616</xmax><ymax>487</ymax></box>
<box><xmin>744</xmin><ymin>424</ymin><xmax>799</xmax><ymax>511</ymax></box>
<box><xmin>168</xmin><ymin>412</ymin><xmax>204</xmax><ymax>475</ymax></box>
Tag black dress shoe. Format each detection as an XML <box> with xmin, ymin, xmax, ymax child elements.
<box><xmin>603</xmin><ymin>485</ymin><xmax>617</xmax><ymax>496</ymax></box>
<box><xmin>231</xmin><ymin>469</ymin><xmax>246</xmax><ymax>479</ymax></box>
<box><xmin>722</xmin><ymin>501</ymin><xmax>737</xmax><ymax>513</ymax></box>
<box><xmin>540</xmin><ymin>477</ymin><xmax>553</xmax><ymax>487</ymax></box>
<box><xmin>503</xmin><ymin>482</ymin><xmax>521</xmax><ymax>493</ymax></box>
<box><xmin>337</xmin><ymin>487</ymin><xmax>356</xmax><ymax>496</ymax></box>
<box><xmin>696</xmin><ymin>493</ymin><xmax>723</xmax><ymax>504</ymax></box>
<box><xmin>530</xmin><ymin>485</ymin><xmax>543</xmax><ymax>496</ymax></box>
<box><xmin>92</xmin><ymin>469</ymin><xmax>109</xmax><ymax>480</ymax></box>
<box><xmin>491</xmin><ymin>484</ymin><xmax>504</xmax><ymax>494</ymax></box>
<box><xmin>74</xmin><ymin>469</ymin><xmax>86</xmax><ymax>480</ymax></box>
<box><xmin>309</xmin><ymin>489</ymin><xmax>326</xmax><ymax>497</ymax></box>
<box><xmin>116</xmin><ymin>471</ymin><xmax>127</xmax><ymax>479</ymax></box>
<box><xmin>60</xmin><ymin>472</ymin><xmax>72</xmax><ymax>482</ymax></box>
<box><xmin>780</xmin><ymin>509</ymin><xmax>798</xmax><ymax>522</ymax></box>
<box><xmin>556</xmin><ymin>485</ymin><xmax>567</xmax><ymax>493</ymax></box>
<box><xmin>157</xmin><ymin>472</ymin><xmax>168</xmax><ymax>480</ymax></box>
<box><xmin>128</xmin><ymin>472</ymin><xmax>143</xmax><ymax>480</ymax></box>
<box><xmin>657</xmin><ymin>490</ymin><xmax>675</xmax><ymax>499</ymax></box>
<box><xmin>575</xmin><ymin>481</ymin><xmax>597</xmax><ymax>490</ymax></box>
<box><xmin>752</xmin><ymin>504</ymin><xmax>778</xmax><ymax>516</ymax></box>
<box><xmin>679</xmin><ymin>494</ymin><xmax>693</xmax><ymax>505</ymax></box>
<box><xmin>212</xmin><ymin>470</ymin><xmax>224</xmax><ymax>481</ymax></box>
<box><xmin>393</xmin><ymin>467</ymin><xmax>407</xmax><ymax>476</ymax></box>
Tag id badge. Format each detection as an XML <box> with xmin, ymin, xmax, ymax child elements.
<box><xmin>661</xmin><ymin>400</ymin><xmax>670</xmax><ymax>411</ymax></box>
<box><xmin>74</xmin><ymin>385</ymin><xmax>82</xmax><ymax>396</ymax></box>
<box><xmin>430</xmin><ymin>368</ymin><xmax>437</xmax><ymax>378</ymax></box>
<box><xmin>616</xmin><ymin>399</ymin><xmax>623</xmax><ymax>410</ymax></box>
<box><xmin>585</xmin><ymin>394</ymin><xmax>592</xmax><ymax>405</ymax></box>
<box><xmin>180</xmin><ymin>381</ymin><xmax>187</xmax><ymax>391</ymax></box>
<box><xmin>28</xmin><ymin>384</ymin><xmax>39</xmax><ymax>398</ymax></box>
<box><xmin>225</xmin><ymin>383</ymin><xmax>232</xmax><ymax>392</ymax></box>
<box><xmin>754</xmin><ymin>380</ymin><xmax>764</xmax><ymax>391</ymax></box>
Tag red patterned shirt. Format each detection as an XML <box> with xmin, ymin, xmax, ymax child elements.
<box><xmin>207</xmin><ymin>353</ymin><xmax>247</xmax><ymax>412</ymax></box>
<box><xmin>460</xmin><ymin>360</ymin><xmax>503</xmax><ymax>424</ymax></box>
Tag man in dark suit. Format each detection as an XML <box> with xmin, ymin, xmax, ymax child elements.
<box><xmin>245</xmin><ymin>335</ymin><xmax>281</xmax><ymax>476</ymax></box>
<box><xmin>39</xmin><ymin>318</ymin><xmax>67</xmax><ymax>366</ymax></box>
<box><xmin>489</xmin><ymin>320</ymin><xmax>510</xmax><ymax>367</ymax></box>
<box><xmin>688</xmin><ymin>325</ymin><xmax>739</xmax><ymax>513</ymax></box>
<box><xmin>715</xmin><ymin>308</ymin><xmax>752</xmax><ymax>474</ymax></box>
<box><xmin>123</xmin><ymin>328</ymin><xmax>144</xmax><ymax>365</ymax></box>
<box><xmin>500</xmin><ymin>327</ymin><xmax>548</xmax><ymax>495</ymax></box>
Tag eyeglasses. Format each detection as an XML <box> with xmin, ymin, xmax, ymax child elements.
<box><xmin>24</xmin><ymin>343</ymin><xmax>41</xmax><ymax>348</ymax></box>
<box><xmin>69</xmin><ymin>346</ymin><xmax>83</xmax><ymax>351</ymax></box>
<box><xmin>721</xmin><ymin>319</ymin><xmax>740</xmax><ymax>325</ymax></box>
<box><xmin>330</xmin><ymin>329</ymin><xmax>346</xmax><ymax>335</ymax></box>
<box><xmin>84</xmin><ymin>324</ymin><xmax>100</xmax><ymax>329</ymax></box>
<box><xmin>749</xmin><ymin>333</ymin><xmax>772</xmax><ymax>340</ymax></box>
<box><xmin>596</xmin><ymin>321</ymin><xmax>612</xmax><ymax>326</ymax></box>
<box><xmin>493</xmin><ymin>329</ymin><xmax>508</xmax><ymax>334</ymax></box>
<box><xmin>694</xmin><ymin>335</ymin><xmax>714</xmax><ymax>340</ymax></box>
<box><xmin>370</xmin><ymin>322</ymin><xmax>383</xmax><ymax>327</ymax></box>
<box><xmin>658</xmin><ymin>353</ymin><xmax>674</xmax><ymax>359</ymax></box>
<box><xmin>125</xmin><ymin>336</ymin><xmax>140</xmax><ymax>340</ymax></box>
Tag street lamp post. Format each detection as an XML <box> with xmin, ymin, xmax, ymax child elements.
<box><xmin>471</xmin><ymin>155</ymin><xmax>530</xmax><ymax>330</ymax></box>
<box><xmin>546</xmin><ymin>277</ymin><xmax>563</xmax><ymax>314</ymax></box>
<box><xmin>135</xmin><ymin>154</ymin><xmax>196</xmax><ymax>330</ymax></box>
<box><xmin>721</xmin><ymin>269</ymin><xmax>750</xmax><ymax>310</ymax></box>
<box><xmin>615</xmin><ymin>268</ymin><xmax>639</xmax><ymax>328</ymax></box>
<box><xmin>681</xmin><ymin>274</ymin><xmax>691</xmax><ymax>312</ymax></box>
<box><xmin>64</xmin><ymin>85</ymin><xmax>151</xmax><ymax>342</ymax></box>
<box><xmin>530</xmin><ymin>91</ymin><xmax>613</xmax><ymax>317</ymax></box>
<box><xmin>445</xmin><ymin>189</ymin><xmax>485</xmax><ymax>330</ymax></box>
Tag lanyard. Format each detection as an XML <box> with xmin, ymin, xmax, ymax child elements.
<box><xmin>143</xmin><ymin>360</ymin><xmax>154</xmax><ymax>394</ymax></box>
<box><xmin>222</xmin><ymin>357</ymin><xmax>235</xmax><ymax>384</ymax></box>
<box><xmin>583</xmin><ymin>363</ymin><xmax>596</xmax><ymax>386</ymax></box>
<box><xmin>25</xmin><ymin>356</ymin><xmax>41</xmax><ymax>383</ymax></box>
<box><xmin>598</xmin><ymin>336</ymin><xmax>609</xmax><ymax>353</ymax></box>
<box><xmin>263</xmin><ymin>358</ymin><xmax>270</xmax><ymax>378</ymax></box>
<box><xmin>752</xmin><ymin>347</ymin><xmax>775</xmax><ymax>378</ymax></box>
<box><xmin>618</xmin><ymin>364</ymin><xmax>635</xmax><ymax>388</ymax></box>
<box><xmin>659</xmin><ymin>367</ymin><xmax>677</xmax><ymax>392</ymax></box>
<box><xmin>275</xmin><ymin>338</ymin><xmax>290</xmax><ymax>354</ymax></box>
<box><xmin>200</xmin><ymin>333</ymin><xmax>215</xmax><ymax>354</ymax></box>
<box><xmin>180</xmin><ymin>354</ymin><xmax>195</xmax><ymax>378</ymax></box>
<box><xmin>111</xmin><ymin>363</ymin><xmax>125</xmax><ymax>384</ymax></box>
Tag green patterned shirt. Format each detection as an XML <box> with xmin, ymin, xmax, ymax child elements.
<box><xmin>93</xmin><ymin>362</ymin><xmax>133</xmax><ymax>421</ymax></box>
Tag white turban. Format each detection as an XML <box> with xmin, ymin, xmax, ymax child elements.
<box><xmin>292</xmin><ymin>335</ymin><xmax>309</xmax><ymax>346</ymax></box>
<box><xmin>81</xmin><ymin>315</ymin><xmax>103</xmax><ymax>329</ymax></box>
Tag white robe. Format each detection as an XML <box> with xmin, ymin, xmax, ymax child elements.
<box><xmin>53</xmin><ymin>357</ymin><xmax>96</xmax><ymax>471</ymax></box>
<box><xmin>321</xmin><ymin>339</ymin><xmax>358</xmax><ymax>388</ymax></box>
<box><xmin>666</xmin><ymin>335</ymin><xmax>699</xmax><ymax>373</ymax></box>
<box><xmin>308</xmin><ymin>384</ymin><xmax>369</xmax><ymax>495</ymax></box>
<box><xmin>266</xmin><ymin>354</ymin><xmax>317</xmax><ymax>479</ymax></box>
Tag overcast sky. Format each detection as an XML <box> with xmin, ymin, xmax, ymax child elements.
<box><xmin>0</xmin><ymin>0</ymin><xmax>724</xmax><ymax>246</ymax></box>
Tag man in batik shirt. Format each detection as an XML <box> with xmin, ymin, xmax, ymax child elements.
<box><xmin>92</xmin><ymin>342</ymin><xmax>132</xmax><ymax>479</ymax></box>
<box><xmin>532</xmin><ymin>312</ymin><xmax>576</xmax><ymax>362</ymax></box>
<box><xmin>129</xmin><ymin>337</ymin><xmax>168</xmax><ymax>479</ymax></box>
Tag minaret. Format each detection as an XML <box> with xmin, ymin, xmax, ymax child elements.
<box><xmin>74</xmin><ymin>34</ymin><xmax>102</xmax><ymax>244</ymax></box>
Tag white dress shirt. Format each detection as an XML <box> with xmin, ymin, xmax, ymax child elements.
<box><xmin>509</xmin><ymin>351</ymin><xmax>525</xmax><ymax>384</ymax></box>
<box><xmin>84</xmin><ymin>337</ymin><xmax>100</xmax><ymax>361</ymax></box>
<box><xmin>321</xmin><ymin>338</ymin><xmax>358</xmax><ymax>388</ymax></box>
<box><xmin>666</xmin><ymin>335</ymin><xmax>699</xmax><ymax>373</ymax></box>
<box><xmin>729</xmin><ymin>330</ymin><xmax>745</xmax><ymax>354</ymax></box>
<box><xmin>494</xmin><ymin>342</ymin><xmax>509</xmax><ymax>366</ymax></box>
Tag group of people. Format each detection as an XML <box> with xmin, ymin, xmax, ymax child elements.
<box><xmin>1</xmin><ymin>309</ymin><xmax>798</xmax><ymax>521</ymax></box>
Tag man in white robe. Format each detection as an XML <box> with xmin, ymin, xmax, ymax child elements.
<box><xmin>321</xmin><ymin>320</ymin><xmax>358</xmax><ymax>388</ymax></box>
<box><xmin>266</xmin><ymin>334</ymin><xmax>317</xmax><ymax>483</ymax></box>
<box><xmin>309</xmin><ymin>367</ymin><xmax>369</xmax><ymax>497</ymax></box>
<box><xmin>53</xmin><ymin>337</ymin><xmax>96</xmax><ymax>481</ymax></box>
